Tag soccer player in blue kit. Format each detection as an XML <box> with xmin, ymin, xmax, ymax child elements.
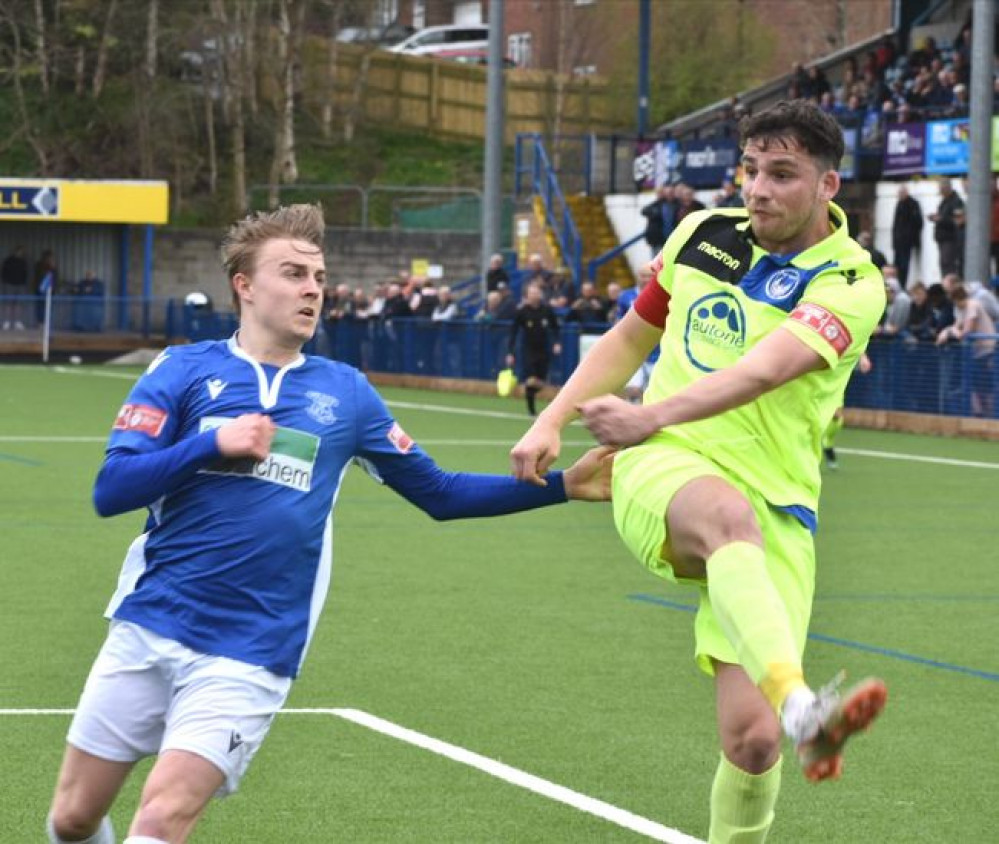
<box><xmin>46</xmin><ymin>204</ymin><xmax>612</xmax><ymax>844</ymax></box>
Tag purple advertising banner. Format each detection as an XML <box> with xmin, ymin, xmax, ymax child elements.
<box><xmin>882</xmin><ymin>123</ymin><xmax>925</xmax><ymax>176</ymax></box>
<box><xmin>633</xmin><ymin>141</ymin><xmax>657</xmax><ymax>190</ymax></box>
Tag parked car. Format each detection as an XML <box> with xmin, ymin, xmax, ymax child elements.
<box><xmin>335</xmin><ymin>22</ymin><xmax>414</xmax><ymax>46</ymax></box>
<box><xmin>387</xmin><ymin>24</ymin><xmax>489</xmax><ymax>56</ymax></box>
<box><xmin>433</xmin><ymin>47</ymin><xmax>516</xmax><ymax>67</ymax></box>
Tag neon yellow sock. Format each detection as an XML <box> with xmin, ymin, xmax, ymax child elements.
<box><xmin>822</xmin><ymin>413</ymin><xmax>844</xmax><ymax>449</ymax></box>
<box><xmin>709</xmin><ymin>752</ymin><xmax>782</xmax><ymax>844</ymax></box>
<box><xmin>706</xmin><ymin>541</ymin><xmax>805</xmax><ymax>711</ymax></box>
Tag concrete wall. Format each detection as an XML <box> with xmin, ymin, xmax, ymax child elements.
<box><xmin>872</xmin><ymin>179</ymin><xmax>972</xmax><ymax>289</ymax></box>
<box><xmin>129</xmin><ymin>227</ymin><xmax>484</xmax><ymax>309</ymax></box>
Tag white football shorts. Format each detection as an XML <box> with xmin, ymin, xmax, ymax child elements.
<box><xmin>67</xmin><ymin>620</ymin><xmax>292</xmax><ymax>796</ymax></box>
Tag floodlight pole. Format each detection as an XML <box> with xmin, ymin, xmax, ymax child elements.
<box><xmin>481</xmin><ymin>0</ymin><xmax>505</xmax><ymax>301</ymax></box>
<box><xmin>964</xmin><ymin>0</ymin><xmax>995</xmax><ymax>287</ymax></box>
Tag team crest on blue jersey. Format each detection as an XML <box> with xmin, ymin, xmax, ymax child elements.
<box><xmin>684</xmin><ymin>291</ymin><xmax>746</xmax><ymax>372</ymax></box>
<box><xmin>764</xmin><ymin>268</ymin><xmax>801</xmax><ymax>301</ymax></box>
<box><xmin>305</xmin><ymin>391</ymin><xmax>338</xmax><ymax>425</ymax></box>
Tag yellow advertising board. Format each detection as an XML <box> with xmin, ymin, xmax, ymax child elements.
<box><xmin>0</xmin><ymin>179</ymin><xmax>169</xmax><ymax>224</ymax></box>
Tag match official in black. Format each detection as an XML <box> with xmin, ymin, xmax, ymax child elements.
<box><xmin>507</xmin><ymin>282</ymin><xmax>562</xmax><ymax>416</ymax></box>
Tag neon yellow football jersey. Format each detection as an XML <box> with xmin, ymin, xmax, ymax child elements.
<box><xmin>644</xmin><ymin>202</ymin><xmax>885</xmax><ymax>513</ymax></box>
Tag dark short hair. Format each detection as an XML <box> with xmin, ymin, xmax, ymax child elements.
<box><xmin>739</xmin><ymin>99</ymin><xmax>844</xmax><ymax>172</ymax></box>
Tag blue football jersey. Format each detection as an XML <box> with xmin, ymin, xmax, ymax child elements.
<box><xmin>103</xmin><ymin>337</ymin><xmax>439</xmax><ymax>677</ymax></box>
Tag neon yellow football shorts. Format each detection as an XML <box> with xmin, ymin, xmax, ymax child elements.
<box><xmin>612</xmin><ymin>435</ymin><xmax>815</xmax><ymax>676</ymax></box>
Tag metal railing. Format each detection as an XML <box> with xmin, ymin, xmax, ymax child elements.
<box><xmin>514</xmin><ymin>133</ymin><xmax>583</xmax><ymax>291</ymax></box>
<box><xmin>248</xmin><ymin>184</ymin><xmax>485</xmax><ymax>230</ymax></box>
<box><xmin>588</xmin><ymin>232</ymin><xmax>645</xmax><ymax>283</ymax></box>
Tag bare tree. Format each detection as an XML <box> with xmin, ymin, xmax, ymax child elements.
<box><xmin>267</xmin><ymin>0</ymin><xmax>305</xmax><ymax>208</ymax></box>
<box><xmin>203</xmin><ymin>61</ymin><xmax>219</xmax><ymax>196</ymax></box>
<box><xmin>227</xmin><ymin>0</ymin><xmax>251</xmax><ymax>212</ymax></box>
<box><xmin>320</xmin><ymin>0</ymin><xmax>345</xmax><ymax>139</ymax></box>
<box><xmin>209</xmin><ymin>0</ymin><xmax>232</xmax><ymax>124</ymax></box>
<box><xmin>145</xmin><ymin>0</ymin><xmax>158</xmax><ymax>80</ymax></box>
<box><xmin>137</xmin><ymin>0</ymin><xmax>159</xmax><ymax>177</ymax></box>
<box><xmin>91</xmin><ymin>0</ymin><xmax>118</xmax><ymax>98</ymax></box>
<box><xmin>1</xmin><ymin>4</ymin><xmax>49</xmax><ymax>171</ymax></box>
<box><xmin>343</xmin><ymin>49</ymin><xmax>370</xmax><ymax>143</ymax></box>
<box><xmin>32</xmin><ymin>0</ymin><xmax>49</xmax><ymax>96</ymax></box>
<box><xmin>244</xmin><ymin>0</ymin><xmax>259</xmax><ymax>116</ymax></box>
<box><xmin>73</xmin><ymin>41</ymin><xmax>85</xmax><ymax>95</ymax></box>
<box><xmin>550</xmin><ymin>0</ymin><xmax>599</xmax><ymax>169</ymax></box>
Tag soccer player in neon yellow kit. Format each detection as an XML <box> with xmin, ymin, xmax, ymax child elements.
<box><xmin>511</xmin><ymin>100</ymin><xmax>888</xmax><ymax>843</ymax></box>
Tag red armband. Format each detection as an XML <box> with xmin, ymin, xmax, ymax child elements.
<box><xmin>634</xmin><ymin>279</ymin><xmax>671</xmax><ymax>328</ymax></box>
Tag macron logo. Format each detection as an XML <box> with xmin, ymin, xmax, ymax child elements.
<box><xmin>207</xmin><ymin>378</ymin><xmax>227</xmax><ymax>400</ymax></box>
<box><xmin>697</xmin><ymin>241</ymin><xmax>741</xmax><ymax>271</ymax></box>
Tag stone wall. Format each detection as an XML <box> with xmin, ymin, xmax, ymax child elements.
<box><xmin>129</xmin><ymin>227</ymin><xmax>484</xmax><ymax>310</ymax></box>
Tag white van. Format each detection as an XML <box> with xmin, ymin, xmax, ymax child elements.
<box><xmin>387</xmin><ymin>24</ymin><xmax>490</xmax><ymax>56</ymax></box>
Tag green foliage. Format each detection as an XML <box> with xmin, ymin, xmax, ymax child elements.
<box><xmin>0</xmin><ymin>0</ymin><xmax>498</xmax><ymax>229</ymax></box>
<box><xmin>606</xmin><ymin>0</ymin><xmax>776</xmax><ymax>128</ymax></box>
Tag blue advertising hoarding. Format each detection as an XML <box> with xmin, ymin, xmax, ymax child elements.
<box><xmin>839</xmin><ymin>127</ymin><xmax>858</xmax><ymax>180</ymax></box>
<box><xmin>680</xmin><ymin>138</ymin><xmax>739</xmax><ymax>187</ymax></box>
<box><xmin>925</xmin><ymin>118</ymin><xmax>970</xmax><ymax>175</ymax></box>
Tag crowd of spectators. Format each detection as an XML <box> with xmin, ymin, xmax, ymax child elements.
<box><xmin>700</xmin><ymin>18</ymin><xmax>997</xmax><ymax>146</ymax></box>
<box><xmin>783</xmin><ymin>19</ymin><xmax>999</xmax><ymax>144</ymax></box>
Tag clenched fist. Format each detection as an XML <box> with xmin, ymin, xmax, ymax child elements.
<box><xmin>216</xmin><ymin>413</ymin><xmax>276</xmax><ymax>461</ymax></box>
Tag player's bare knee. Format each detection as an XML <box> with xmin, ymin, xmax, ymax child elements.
<box><xmin>133</xmin><ymin>793</ymin><xmax>201</xmax><ymax>840</ymax></box>
<box><xmin>723</xmin><ymin>718</ymin><xmax>782</xmax><ymax>774</ymax></box>
<box><xmin>677</xmin><ymin>493</ymin><xmax>761</xmax><ymax>559</ymax></box>
<box><xmin>707</xmin><ymin>494</ymin><xmax>761</xmax><ymax>547</ymax></box>
<box><xmin>49</xmin><ymin>799</ymin><xmax>102</xmax><ymax>840</ymax></box>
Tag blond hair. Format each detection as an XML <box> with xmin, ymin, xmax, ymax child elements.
<box><xmin>221</xmin><ymin>204</ymin><xmax>326</xmax><ymax>310</ymax></box>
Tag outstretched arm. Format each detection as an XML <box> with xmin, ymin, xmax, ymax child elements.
<box><xmin>580</xmin><ymin>326</ymin><xmax>825</xmax><ymax>447</ymax></box>
<box><xmin>368</xmin><ymin>444</ymin><xmax>612</xmax><ymax>520</ymax></box>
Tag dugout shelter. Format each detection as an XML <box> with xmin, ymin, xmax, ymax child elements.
<box><xmin>0</xmin><ymin>178</ymin><xmax>169</xmax><ymax>332</ymax></box>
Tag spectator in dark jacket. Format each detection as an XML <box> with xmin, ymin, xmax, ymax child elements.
<box><xmin>892</xmin><ymin>185</ymin><xmax>923</xmax><ymax>289</ymax></box>
<box><xmin>929</xmin><ymin>178</ymin><xmax>964</xmax><ymax>277</ymax></box>
<box><xmin>1</xmin><ymin>245</ymin><xmax>29</xmax><ymax>329</ymax></box>
<box><xmin>485</xmin><ymin>253</ymin><xmax>510</xmax><ymax>292</ymax></box>
<box><xmin>857</xmin><ymin>231</ymin><xmax>887</xmax><ymax>273</ymax></box>
<box><xmin>640</xmin><ymin>185</ymin><xmax>677</xmax><ymax>258</ymax></box>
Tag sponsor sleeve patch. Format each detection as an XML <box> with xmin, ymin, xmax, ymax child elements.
<box><xmin>789</xmin><ymin>304</ymin><xmax>852</xmax><ymax>356</ymax></box>
<box><xmin>112</xmin><ymin>403</ymin><xmax>168</xmax><ymax>437</ymax></box>
<box><xmin>387</xmin><ymin>422</ymin><xmax>414</xmax><ymax>454</ymax></box>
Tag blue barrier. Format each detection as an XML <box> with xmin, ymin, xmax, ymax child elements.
<box><xmin>165</xmin><ymin>313</ymin><xmax>999</xmax><ymax>421</ymax></box>
<box><xmin>307</xmin><ymin>317</ymin><xmax>588</xmax><ymax>384</ymax></box>
<box><xmin>848</xmin><ymin>337</ymin><xmax>999</xmax><ymax>419</ymax></box>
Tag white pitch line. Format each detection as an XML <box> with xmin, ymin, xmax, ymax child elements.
<box><xmin>51</xmin><ymin>366</ymin><xmax>137</xmax><ymax>380</ymax></box>
<box><xmin>329</xmin><ymin>708</ymin><xmax>704</xmax><ymax>844</ymax></box>
<box><xmin>1</xmin><ymin>706</ymin><xmax>703</xmax><ymax>843</ymax></box>
<box><xmin>838</xmin><ymin>447</ymin><xmax>999</xmax><ymax>471</ymax></box>
<box><xmin>0</xmin><ymin>709</ymin><xmax>75</xmax><ymax>715</ymax></box>
<box><xmin>36</xmin><ymin>366</ymin><xmax>999</xmax><ymax>472</ymax></box>
<box><xmin>0</xmin><ymin>436</ymin><xmax>106</xmax><ymax>443</ymax></box>
<box><xmin>1</xmin><ymin>433</ymin><xmax>996</xmax><ymax>473</ymax></box>
<box><xmin>388</xmin><ymin>399</ymin><xmax>540</xmax><ymax>422</ymax></box>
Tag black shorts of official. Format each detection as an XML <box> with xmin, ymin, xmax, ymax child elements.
<box><xmin>523</xmin><ymin>352</ymin><xmax>550</xmax><ymax>381</ymax></box>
